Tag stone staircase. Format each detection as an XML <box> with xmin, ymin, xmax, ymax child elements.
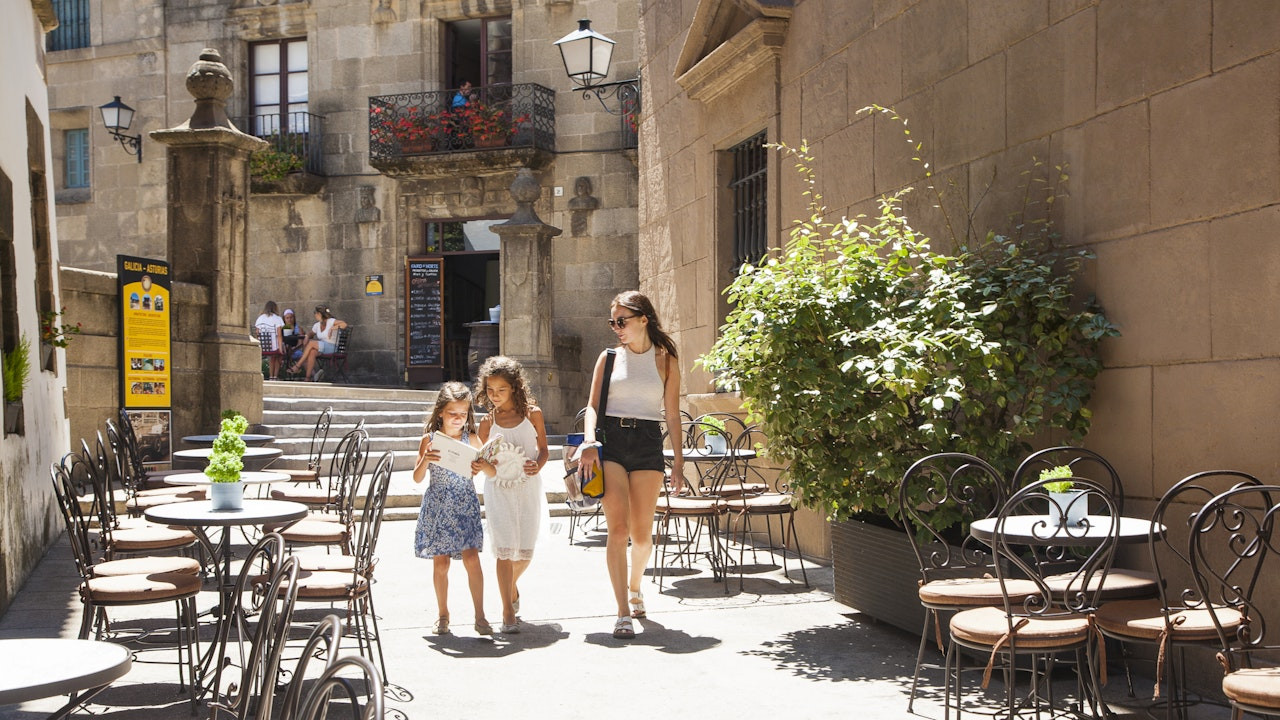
<box><xmin>259</xmin><ymin>380</ymin><xmax>572</xmax><ymax>520</ymax></box>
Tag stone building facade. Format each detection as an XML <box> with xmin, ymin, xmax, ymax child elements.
<box><xmin>0</xmin><ymin>0</ymin><xmax>73</xmax><ymax>614</ymax></box>
<box><xmin>45</xmin><ymin>0</ymin><xmax>642</xmax><ymax>430</ymax></box>
<box><xmin>638</xmin><ymin>0</ymin><xmax>1280</xmax><ymax>559</ymax></box>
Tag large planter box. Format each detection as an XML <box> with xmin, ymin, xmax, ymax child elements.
<box><xmin>832</xmin><ymin>518</ymin><xmax>927</xmax><ymax>636</ymax></box>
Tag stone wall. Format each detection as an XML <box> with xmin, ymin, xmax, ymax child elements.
<box><xmin>639</xmin><ymin>0</ymin><xmax>1280</xmax><ymax>564</ymax></box>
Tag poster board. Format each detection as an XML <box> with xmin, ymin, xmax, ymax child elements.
<box><xmin>405</xmin><ymin>257</ymin><xmax>444</xmax><ymax>371</ymax></box>
<box><xmin>118</xmin><ymin>254</ymin><xmax>172</xmax><ymax>465</ymax></box>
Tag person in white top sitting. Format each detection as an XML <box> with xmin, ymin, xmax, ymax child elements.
<box><xmin>252</xmin><ymin>300</ymin><xmax>286</xmax><ymax>380</ymax></box>
<box><xmin>288</xmin><ymin>305</ymin><xmax>347</xmax><ymax>382</ymax></box>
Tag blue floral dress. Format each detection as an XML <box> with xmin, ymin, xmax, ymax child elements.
<box><xmin>414</xmin><ymin>428</ymin><xmax>484</xmax><ymax>559</ymax></box>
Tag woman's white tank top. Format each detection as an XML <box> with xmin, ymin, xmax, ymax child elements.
<box><xmin>605</xmin><ymin>345</ymin><xmax>664</xmax><ymax>422</ymax></box>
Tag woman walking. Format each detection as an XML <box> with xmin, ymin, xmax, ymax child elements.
<box><xmin>576</xmin><ymin>291</ymin><xmax>684</xmax><ymax>639</ymax></box>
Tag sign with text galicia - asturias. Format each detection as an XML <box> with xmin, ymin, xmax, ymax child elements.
<box><xmin>117</xmin><ymin>255</ymin><xmax>172</xmax><ymax>409</ymax></box>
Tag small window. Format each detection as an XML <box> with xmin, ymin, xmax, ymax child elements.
<box><xmin>729</xmin><ymin>131</ymin><xmax>768</xmax><ymax>272</ymax></box>
<box><xmin>47</xmin><ymin>0</ymin><xmax>90</xmax><ymax>51</ymax></box>
<box><xmin>65</xmin><ymin>129</ymin><xmax>89</xmax><ymax>188</ymax></box>
<box><xmin>250</xmin><ymin>38</ymin><xmax>309</xmax><ymax>135</ymax></box>
<box><xmin>445</xmin><ymin>17</ymin><xmax>513</xmax><ymax>90</ymax></box>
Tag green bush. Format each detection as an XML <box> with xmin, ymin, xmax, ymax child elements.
<box><xmin>204</xmin><ymin>414</ymin><xmax>249</xmax><ymax>483</ymax></box>
<box><xmin>699</xmin><ymin>140</ymin><xmax>1117</xmax><ymax>531</ymax></box>
<box><xmin>2</xmin><ymin>337</ymin><xmax>31</xmax><ymax>404</ymax></box>
<box><xmin>249</xmin><ymin>133</ymin><xmax>306</xmax><ymax>182</ymax></box>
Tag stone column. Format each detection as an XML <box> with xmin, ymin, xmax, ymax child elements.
<box><xmin>490</xmin><ymin>168</ymin><xmax>568</xmax><ymax>429</ymax></box>
<box><xmin>151</xmin><ymin>49</ymin><xmax>268</xmax><ymax>435</ymax></box>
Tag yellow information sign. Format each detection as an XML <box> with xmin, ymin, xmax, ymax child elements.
<box><xmin>118</xmin><ymin>255</ymin><xmax>172</xmax><ymax>409</ymax></box>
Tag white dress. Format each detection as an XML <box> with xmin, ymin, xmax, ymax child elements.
<box><xmin>484</xmin><ymin>416</ymin><xmax>543</xmax><ymax>561</ymax></box>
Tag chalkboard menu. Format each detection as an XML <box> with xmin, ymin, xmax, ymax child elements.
<box><xmin>405</xmin><ymin>257</ymin><xmax>443</xmax><ymax>368</ymax></box>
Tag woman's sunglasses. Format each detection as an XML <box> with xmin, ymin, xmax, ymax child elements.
<box><xmin>607</xmin><ymin>314</ymin><xmax>641</xmax><ymax>329</ymax></box>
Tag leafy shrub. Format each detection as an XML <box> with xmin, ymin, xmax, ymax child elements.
<box><xmin>204</xmin><ymin>414</ymin><xmax>249</xmax><ymax>483</ymax></box>
<box><xmin>1</xmin><ymin>337</ymin><xmax>30</xmax><ymax>404</ymax></box>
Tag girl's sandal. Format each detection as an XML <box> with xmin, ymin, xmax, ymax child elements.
<box><xmin>612</xmin><ymin>616</ymin><xmax>635</xmax><ymax>639</ymax></box>
<box><xmin>432</xmin><ymin>617</ymin><xmax>450</xmax><ymax>635</ymax></box>
<box><xmin>629</xmin><ymin>589</ymin><xmax>646</xmax><ymax>619</ymax></box>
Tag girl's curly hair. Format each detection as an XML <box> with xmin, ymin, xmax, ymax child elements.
<box><xmin>474</xmin><ymin>355</ymin><xmax>535</xmax><ymax>418</ymax></box>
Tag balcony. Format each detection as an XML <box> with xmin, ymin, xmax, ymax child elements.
<box><xmin>232</xmin><ymin>111</ymin><xmax>326</xmax><ymax>194</ymax></box>
<box><xmin>368</xmin><ymin>83</ymin><xmax>556</xmax><ymax>178</ymax></box>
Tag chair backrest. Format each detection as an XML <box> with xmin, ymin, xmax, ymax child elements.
<box><xmin>305</xmin><ymin>406</ymin><xmax>334</xmax><ymax>471</ymax></box>
<box><xmin>278</xmin><ymin>615</ymin><xmax>345</xmax><ymax>720</ymax></box>
<box><xmin>899</xmin><ymin>452</ymin><xmax>1007</xmax><ymax>584</ymax></box>
<box><xmin>50</xmin><ymin>454</ymin><xmax>102</xmax><ymax>581</ymax></box>
<box><xmin>211</xmin><ymin>533</ymin><xmax>300</xmax><ymax>720</ymax></box>
<box><xmin>1147</xmin><ymin>470</ymin><xmax>1264</xmax><ymax>616</ymax></box>
<box><xmin>1188</xmin><ymin>484</ymin><xmax>1280</xmax><ymax>666</ymax></box>
<box><xmin>288</xmin><ymin>654</ymin><xmax>385</xmax><ymax>720</ymax></box>
<box><xmin>352</xmin><ymin>451</ymin><xmax>395</xmax><ymax>580</ymax></box>
<box><xmin>993</xmin><ymin>476</ymin><xmax>1120</xmax><ymax>616</ymax></box>
<box><xmin>1013</xmin><ymin>446</ymin><xmax>1125</xmax><ymax>512</ymax></box>
<box><xmin>112</xmin><ymin>410</ymin><xmax>148</xmax><ymax>488</ymax></box>
<box><xmin>256</xmin><ymin>327</ymin><xmax>279</xmax><ymax>355</ymax></box>
<box><xmin>327</xmin><ymin>426</ymin><xmax>370</xmax><ymax>524</ymax></box>
<box><xmin>326</xmin><ymin>327</ymin><xmax>351</xmax><ymax>356</ymax></box>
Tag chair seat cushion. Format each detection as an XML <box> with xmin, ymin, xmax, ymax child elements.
<box><xmin>84</xmin><ymin>571</ymin><xmax>202</xmax><ymax>603</ymax></box>
<box><xmin>950</xmin><ymin>606</ymin><xmax>1090</xmax><ymax>649</ymax></box>
<box><xmin>109</xmin><ymin>525</ymin><xmax>197</xmax><ymax>551</ymax></box>
<box><xmin>919</xmin><ymin>577</ymin><xmax>1040</xmax><ymax>608</ymax></box>
<box><xmin>293</xmin><ymin>553</ymin><xmax>356</xmax><ymax>572</ymax></box>
<box><xmin>277</xmin><ymin>468</ymin><xmax>320</xmax><ymax>484</ymax></box>
<box><xmin>135</xmin><ymin>486</ymin><xmax>204</xmax><ymax>499</ymax></box>
<box><xmin>127</xmin><ymin>491</ymin><xmax>205</xmax><ymax>511</ymax></box>
<box><xmin>277</xmin><ymin>519</ymin><xmax>346</xmax><ymax>544</ymax></box>
<box><xmin>1223</xmin><ymin>667</ymin><xmax>1280</xmax><ymax>709</ymax></box>
<box><xmin>718</xmin><ymin>482</ymin><xmax>769</xmax><ymax>497</ymax></box>
<box><xmin>658</xmin><ymin>496</ymin><xmax>726</xmax><ymax>514</ymax></box>
<box><xmin>725</xmin><ymin>493</ymin><xmax>793</xmax><ymax>512</ymax></box>
<box><xmin>1045</xmin><ymin>568</ymin><xmax>1159</xmax><ymax>601</ymax></box>
<box><xmin>93</xmin><ymin>555</ymin><xmax>202</xmax><ymax>577</ymax></box>
<box><xmin>1094</xmin><ymin>598</ymin><xmax>1241</xmax><ymax>642</ymax></box>
<box><xmin>270</xmin><ymin>486</ymin><xmax>332</xmax><ymax>504</ymax></box>
<box><xmin>275</xmin><ymin>569</ymin><xmax>368</xmax><ymax>600</ymax></box>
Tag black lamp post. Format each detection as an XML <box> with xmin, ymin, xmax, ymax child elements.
<box><xmin>554</xmin><ymin>19</ymin><xmax>639</xmax><ymax>117</ymax></box>
<box><xmin>99</xmin><ymin>96</ymin><xmax>142</xmax><ymax>162</ymax></box>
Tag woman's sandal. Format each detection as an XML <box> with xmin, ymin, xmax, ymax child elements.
<box><xmin>629</xmin><ymin>589</ymin><xmax>646</xmax><ymax>619</ymax></box>
<box><xmin>474</xmin><ymin>619</ymin><xmax>493</xmax><ymax>636</ymax></box>
<box><xmin>612</xmin><ymin>616</ymin><xmax>635</xmax><ymax>639</ymax></box>
<box><xmin>432</xmin><ymin>617</ymin><xmax>450</xmax><ymax>635</ymax></box>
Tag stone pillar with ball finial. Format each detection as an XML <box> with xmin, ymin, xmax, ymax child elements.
<box><xmin>490</xmin><ymin>168</ymin><xmax>570</xmax><ymax>427</ymax></box>
<box><xmin>150</xmin><ymin>48</ymin><xmax>269</xmax><ymax>436</ymax></box>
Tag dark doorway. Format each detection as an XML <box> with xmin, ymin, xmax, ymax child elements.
<box><xmin>445</xmin><ymin>16</ymin><xmax>513</xmax><ymax>90</ymax></box>
<box><xmin>423</xmin><ymin>219</ymin><xmax>500</xmax><ymax>382</ymax></box>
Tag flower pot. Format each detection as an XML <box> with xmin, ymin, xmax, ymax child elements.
<box><xmin>473</xmin><ymin>135</ymin><xmax>507</xmax><ymax>148</ymax></box>
<box><xmin>705</xmin><ymin>432</ymin><xmax>728</xmax><ymax>454</ymax></box>
<box><xmin>399</xmin><ymin>138</ymin><xmax>434</xmax><ymax>154</ymax></box>
<box><xmin>210</xmin><ymin>480</ymin><xmax>244</xmax><ymax>512</ymax></box>
<box><xmin>40</xmin><ymin>343</ymin><xmax>55</xmax><ymax>372</ymax></box>
<box><xmin>1048</xmin><ymin>489</ymin><xmax>1087</xmax><ymax>527</ymax></box>
<box><xmin>832</xmin><ymin>519</ymin><xmax>931</xmax><ymax>635</ymax></box>
<box><xmin>3</xmin><ymin>400</ymin><xmax>22</xmax><ymax>435</ymax></box>
<box><xmin>488</xmin><ymin>305</ymin><xmax>500</xmax><ymax>323</ymax></box>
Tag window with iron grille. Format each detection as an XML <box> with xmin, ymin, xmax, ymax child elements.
<box><xmin>47</xmin><ymin>0</ymin><xmax>90</xmax><ymax>51</ymax></box>
<box><xmin>249</xmin><ymin>39</ymin><xmax>309</xmax><ymax>135</ymax></box>
<box><xmin>65</xmin><ymin>129</ymin><xmax>89</xmax><ymax>189</ymax></box>
<box><xmin>729</xmin><ymin>131</ymin><xmax>768</xmax><ymax>271</ymax></box>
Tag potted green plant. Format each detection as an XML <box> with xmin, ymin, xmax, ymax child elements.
<box><xmin>205</xmin><ymin>413</ymin><xmax>249</xmax><ymax>511</ymax></box>
<box><xmin>699</xmin><ymin>136</ymin><xmax>1117</xmax><ymax>632</ymax></box>
<box><xmin>2</xmin><ymin>336</ymin><xmax>30</xmax><ymax>434</ymax></box>
<box><xmin>39</xmin><ymin>309</ymin><xmax>81</xmax><ymax>371</ymax></box>
<box><xmin>1040</xmin><ymin>465</ymin><xmax>1085</xmax><ymax>527</ymax></box>
<box><xmin>699</xmin><ymin>415</ymin><xmax>729</xmax><ymax>454</ymax></box>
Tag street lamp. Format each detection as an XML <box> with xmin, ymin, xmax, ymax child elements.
<box><xmin>99</xmin><ymin>96</ymin><xmax>142</xmax><ymax>162</ymax></box>
<box><xmin>554</xmin><ymin>19</ymin><xmax>639</xmax><ymax>117</ymax></box>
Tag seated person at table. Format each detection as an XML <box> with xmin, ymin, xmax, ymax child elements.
<box><xmin>288</xmin><ymin>305</ymin><xmax>347</xmax><ymax>381</ymax></box>
<box><xmin>252</xmin><ymin>300</ymin><xmax>286</xmax><ymax>380</ymax></box>
<box><xmin>280</xmin><ymin>308</ymin><xmax>303</xmax><ymax>362</ymax></box>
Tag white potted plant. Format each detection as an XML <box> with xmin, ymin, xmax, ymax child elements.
<box><xmin>699</xmin><ymin>415</ymin><xmax>729</xmax><ymax>454</ymax></box>
<box><xmin>205</xmin><ymin>413</ymin><xmax>249</xmax><ymax>511</ymax></box>
<box><xmin>1040</xmin><ymin>465</ymin><xmax>1086</xmax><ymax>527</ymax></box>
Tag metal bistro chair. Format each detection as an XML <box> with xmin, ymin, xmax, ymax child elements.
<box><xmin>272</xmin><ymin>426</ymin><xmax>370</xmax><ymax>554</ymax></box>
<box><xmin>722</xmin><ymin>423</ymin><xmax>809</xmax><ymax>592</ymax></box>
<box><xmin>1095</xmin><ymin>470</ymin><xmax>1262</xmax><ymax>719</ymax></box>
<box><xmin>1188</xmin><ymin>484</ymin><xmax>1280</xmax><ymax>719</ymax></box>
<box><xmin>946</xmin><ymin>477</ymin><xmax>1121</xmax><ymax>720</ymax></box>
<box><xmin>258</xmin><ymin>324</ymin><xmax>285</xmax><ymax>380</ymax></box>
<box><xmin>277</xmin><ymin>406</ymin><xmax>333</xmax><ymax>486</ymax></box>
<box><xmin>563</xmin><ymin>407</ymin><xmax>604</xmax><ymax>544</ymax></box>
<box><xmin>898</xmin><ymin>452</ymin><xmax>1035</xmax><ymax>714</ymax></box>
<box><xmin>314</xmin><ymin>326</ymin><xmax>352</xmax><ymax>383</ymax></box>
<box><xmin>285</xmin><ymin>654</ymin><xmax>385</xmax><ymax>720</ymax></box>
<box><xmin>278</xmin><ymin>615</ymin><xmax>346</xmax><ymax>720</ymax></box>
<box><xmin>51</xmin><ymin>452</ymin><xmax>202</xmax><ymax>712</ymax></box>
<box><xmin>653</xmin><ymin>418</ymin><xmax>734</xmax><ymax>592</ymax></box>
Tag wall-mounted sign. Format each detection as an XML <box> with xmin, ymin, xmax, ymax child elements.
<box><xmin>365</xmin><ymin>274</ymin><xmax>384</xmax><ymax>296</ymax></box>
<box><xmin>405</xmin><ymin>258</ymin><xmax>443</xmax><ymax>371</ymax></box>
<box><xmin>117</xmin><ymin>254</ymin><xmax>172</xmax><ymax>409</ymax></box>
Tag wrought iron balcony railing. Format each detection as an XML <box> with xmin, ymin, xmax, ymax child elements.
<box><xmin>231</xmin><ymin>111</ymin><xmax>326</xmax><ymax>176</ymax></box>
<box><xmin>368</xmin><ymin>83</ymin><xmax>555</xmax><ymax>159</ymax></box>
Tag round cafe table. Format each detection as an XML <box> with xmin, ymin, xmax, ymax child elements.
<box><xmin>0</xmin><ymin>638</ymin><xmax>132</xmax><ymax>719</ymax></box>
<box><xmin>181</xmin><ymin>433</ymin><xmax>276</xmax><ymax>447</ymax></box>
<box><xmin>171</xmin><ymin>446</ymin><xmax>282</xmax><ymax>471</ymax></box>
<box><xmin>970</xmin><ymin>515</ymin><xmax>1162</xmax><ymax>547</ymax></box>
<box><xmin>162</xmin><ymin>470</ymin><xmax>289</xmax><ymax>486</ymax></box>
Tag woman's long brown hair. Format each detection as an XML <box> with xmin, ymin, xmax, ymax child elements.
<box><xmin>613</xmin><ymin>290</ymin><xmax>678</xmax><ymax>359</ymax></box>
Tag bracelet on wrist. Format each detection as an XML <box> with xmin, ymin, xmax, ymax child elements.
<box><xmin>581</xmin><ymin>441</ymin><xmax>602</xmax><ymax>450</ymax></box>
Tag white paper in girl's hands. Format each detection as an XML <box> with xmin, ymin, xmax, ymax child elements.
<box><xmin>430</xmin><ymin>432</ymin><xmax>503</xmax><ymax>477</ymax></box>
<box><xmin>490</xmin><ymin>441</ymin><xmax>532</xmax><ymax>487</ymax></box>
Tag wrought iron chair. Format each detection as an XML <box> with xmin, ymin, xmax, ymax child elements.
<box><xmin>272</xmin><ymin>426</ymin><xmax>370</xmax><ymax>554</ymax></box>
<box><xmin>209</xmin><ymin>533</ymin><xmax>300</xmax><ymax>720</ymax></box>
<box><xmin>722</xmin><ymin>423</ymin><xmax>809</xmax><ymax>592</ymax></box>
<box><xmin>1188</xmin><ymin>484</ymin><xmax>1280</xmax><ymax>719</ymax></box>
<box><xmin>285</xmin><ymin>654</ymin><xmax>385</xmax><ymax>720</ymax></box>
<box><xmin>258</xmin><ymin>324</ymin><xmax>285</xmax><ymax>380</ymax></box>
<box><xmin>1095</xmin><ymin>470</ymin><xmax>1262</xmax><ymax>719</ymax></box>
<box><xmin>286</xmin><ymin>451</ymin><xmax>395</xmax><ymax>681</ymax></box>
<box><xmin>114</xmin><ymin>407</ymin><xmax>186</xmax><ymax>489</ymax></box>
<box><xmin>277</xmin><ymin>406</ymin><xmax>333</xmax><ymax>486</ymax></box>
<box><xmin>103</xmin><ymin>421</ymin><xmax>205</xmax><ymax>516</ymax></box>
<box><xmin>896</xmin><ymin>452</ymin><xmax>1032</xmax><ymax>713</ymax></box>
<box><xmin>271</xmin><ymin>423</ymin><xmax>366</xmax><ymax>514</ymax></box>
<box><xmin>51</xmin><ymin>452</ymin><xmax>202</xmax><ymax>712</ymax></box>
<box><xmin>653</xmin><ymin>418</ymin><xmax>734</xmax><ymax>592</ymax></box>
<box><xmin>278</xmin><ymin>615</ymin><xmax>346</xmax><ymax>720</ymax></box>
<box><xmin>946</xmin><ymin>477</ymin><xmax>1120</xmax><ymax>720</ymax></box>
<box><xmin>314</xmin><ymin>326</ymin><xmax>352</xmax><ymax>383</ymax></box>
<box><xmin>563</xmin><ymin>407</ymin><xmax>604</xmax><ymax>544</ymax></box>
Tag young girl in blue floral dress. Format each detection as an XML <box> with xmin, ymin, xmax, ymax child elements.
<box><xmin>413</xmin><ymin>381</ymin><xmax>492</xmax><ymax>636</ymax></box>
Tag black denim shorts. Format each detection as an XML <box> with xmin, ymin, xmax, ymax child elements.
<box><xmin>600</xmin><ymin>416</ymin><xmax>665</xmax><ymax>473</ymax></box>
